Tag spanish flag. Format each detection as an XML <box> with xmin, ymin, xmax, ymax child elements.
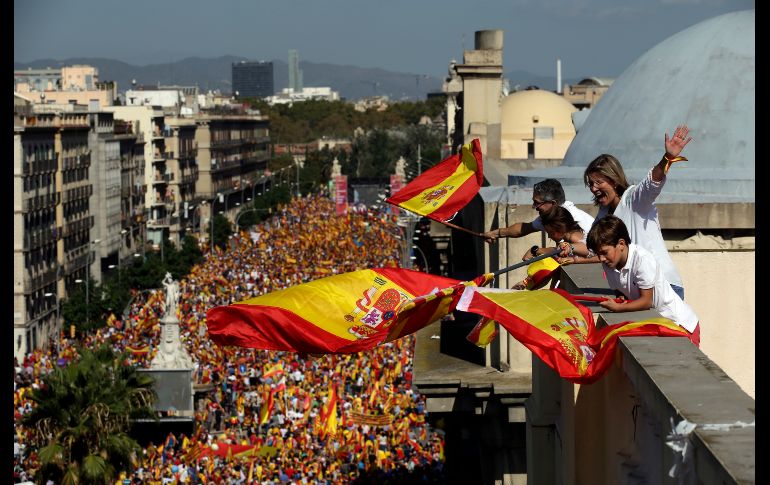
<box><xmin>318</xmin><ymin>385</ymin><xmax>338</xmax><ymax>440</ymax></box>
<box><xmin>466</xmin><ymin>317</ymin><xmax>499</xmax><ymax>347</ymax></box>
<box><xmin>525</xmin><ymin>257</ymin><xmax>560</xmax><ymax>290</ymax></box>
<box><xmin>258</xmin><ymin>389</ymin><xmax>274</xmax><ymax>426</ymax></box>
<box><xmin>456</xmin><ymin>287</ymin><xmax>688</xmax><ymax>383</ymax></box>
<box><xmin>385</xmin><ymin>139</ymin><xmax>483</xmax><ymax>222</ymax></box>
<box><xmin>206</xmin><ymin>268</ymin><xmax>464</xmax><ymax>354</ymax></box>
<box><xmin>262</xmin><ymin>362</ymin><xmax>284</xmax><ymax>379</ymax></box>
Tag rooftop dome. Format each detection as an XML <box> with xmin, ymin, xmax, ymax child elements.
<box><xmin>508</xmin><ymin>9</ymin><xmax>755</xmax><ymax>203</ymax></box>
<box><xmin>501</xmin><ymin>89</ymin><xmax>577</xmax><ymax>138</ymax></box>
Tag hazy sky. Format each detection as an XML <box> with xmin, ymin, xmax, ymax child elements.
<box><xmin>15</xmin><ymin>0</ymin><xmax>754</xmax><ymax>78</ymax></box>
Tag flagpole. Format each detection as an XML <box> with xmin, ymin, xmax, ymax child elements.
<box><xmin>492</xmin><ymin>248</ymin><xmax>561</xmax><ymax>277</ymax></box>
<box><xmin>437</xmin><ymin>219</ymin><xmax>483</xmax><ymax>237</ymax></box>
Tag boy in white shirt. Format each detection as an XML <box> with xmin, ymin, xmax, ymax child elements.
<box><xmin>586</xmin><ymin>215</ymin><xmax>700</xmax><ymax>346</ymax></box>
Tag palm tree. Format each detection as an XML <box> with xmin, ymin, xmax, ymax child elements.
<box><xmin>22</xmin><ymin>344</ymin><xmax>157</xmax><ymax>484</ymax></box>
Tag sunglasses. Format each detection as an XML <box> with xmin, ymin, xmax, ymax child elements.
<box><xmin>532</xmin><ymin>199</ymin><xmax>554</xmax><ymax>210</ymax></box>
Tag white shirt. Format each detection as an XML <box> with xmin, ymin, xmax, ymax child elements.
<box><xmin>604</xmin><ymin>243</ymin><xmax>698</xmax><ymax>332</ymax></box>
<box><xmin>594</xmin><ymin>169</ymin><xmax>683</xmax><ymax>287</ymax></box>
<box><xmin>532</xmin><ymin>201</ymin><xmax>595</xmax><ymax>237</ymax></box>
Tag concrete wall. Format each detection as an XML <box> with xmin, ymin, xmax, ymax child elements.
<box><xmin>526</xmin><ymin>266</ymin><xmax>755</xmax><ymax>485</ymax></box>
<box><xmin>671</xmin><ymin>251</ymin><xmax>755</xmax><ymax>397</ymax></box>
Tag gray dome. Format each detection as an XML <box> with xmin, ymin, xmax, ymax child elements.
<box><xmin>511</xmin><ymin>9</ymin><xmax>755</xmax><ymax>203</ymax></box>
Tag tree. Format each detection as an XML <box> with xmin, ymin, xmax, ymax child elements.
<box><xmin>22</xmin><ymin>345</ymin><xmax>157</xmax><ymax>485</ymax></box>
<box><xmin>210</xmin><ymin>213</ymin><xmax>233</xmax><ymax>250</ymax></box>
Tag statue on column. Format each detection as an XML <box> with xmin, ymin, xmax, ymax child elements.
<box><xmin>331</xmin><ymin>157</ymin><xmax>342</xmax><ymax>177</ymax></box>
<box><xmin>151</xmin><ymin>273</ymin><xmax>193</xmax><ymax>370</ymax></box>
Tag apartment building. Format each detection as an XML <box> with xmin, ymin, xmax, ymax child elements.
<box><xmin>13</xmin><ymin>103</ymin><xmax>94</xmax><ymax>361</ymax></box>
<box><xmin>105</xmin><ymin>105</ymin><xmax>172</xmax><ymax>248</ymax></box>
<box><xmin>15</xmin><ymin>65</ymin><xmax>116</xmax><ymax>108</ymax></box>
<box><xmin>193</xmin><ymin>113</ymin><xmax>270</xmax><ymax>239</ymax></box>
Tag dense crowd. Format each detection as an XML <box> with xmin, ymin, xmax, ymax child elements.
<box><xmin>14</xmin><ymin>195</ymin><xmax>447</xmax><ymax>484</ymax></box>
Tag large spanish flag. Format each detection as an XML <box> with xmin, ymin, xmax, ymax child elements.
<box><xmin>456</xmin><ymin>287</ymin><xmax>688</xmax><ymax>383</ymax></box>
<box><xmin>206</xmin><ymin>268</ymin><xmax>465</xmax><ymax>354</ymax></box>
<box><xmin>385</xmin><ymin>139</ymin><xmax>483</xmax><ymax>222</ymax></box>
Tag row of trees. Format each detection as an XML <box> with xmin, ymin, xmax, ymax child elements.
<box><xmin>61</xmin><ymin>235</ymin><xmax>203</xmax><ymax>335</ymax></box>
<box><xmin>245</xmin><ymin>97</ymin><xmax>446</xmax><ymax>143</ymax></box>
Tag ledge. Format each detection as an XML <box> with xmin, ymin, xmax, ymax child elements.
<box><xmin>560</xmin><ymin>263</ymin><xmax>755</xmax><ymax>484</ymax></box>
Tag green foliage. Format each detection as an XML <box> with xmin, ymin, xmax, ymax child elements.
<box><xmin>347</xmin><ymin>124</ymin><xmax>445</xmax><ymax>179</ymax></box>
<box><xmin>62</xmin><ymin>235</ymin><xmax>204</xmax><ymax>335</ymax></box>
<box><xmin>210</xmin><ymin>213</ymin><xmax>233</xmax><ymax>249</ymax></box>
<box><xmin>241</xmin><ymin>97</ymin><xmax>443</xmax><ymax>143</ymax></box>
<box><xmin>22</xmin><ymin>345</ymin><xmax>156</xmax><ymax>484</ymax></box>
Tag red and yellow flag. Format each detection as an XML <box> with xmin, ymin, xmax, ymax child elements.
<box><xmin>385</xmin><ymin>139</ymin><xmax>483</xmax><ymax>222</ymax></box>
<box><xmin>262</xmin><ymin>362</ymin><xmax>284</xmax><ymax>379</ymax></box>
<box><xmin>318</xmin><ymin>385</ymin><xmax>339</xmax><ymax>440</ymax></box>
<box><xmin>524</xmin><ymin>257</ymin><xmax>560</xmax><ymax>290</ymax></box>
<box><xmin>466</xmin><ymin>317</ymin><xmax>499</xmax><ymax>347</ymax></box>
<box><xmin>206</xmin><ymin>268</ymin><xmax>464</xmax><ymax>354</ymax></box>
<box><xmin>456</xmin><ymin>287</ymin><xmax>688</xmax><ymax>383</ymax></box>
<box><xmin>258</xmin><ymin>389</ymin><xmax>274</xmax><ymax>425</ymax></box>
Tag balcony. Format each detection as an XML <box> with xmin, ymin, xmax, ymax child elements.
<box><xmin>64</xmin><ymin>252</ymin><xmax>89</xmax><ymax>274</ymax></box>
<box><xmin>211</xmin><ymin>138</ymin><xmax>245</xmax><ymax>148</ymax></box>
<box><xmin>22</xmin><ymin>157</ymin><xmax>57</xmax><ymax>176</ymax></box>
<box><xmin>150</xmin><ymin>196</ymin><xmax>174</xmax><ymax>207</ymax></box>
<box><xmin>210</xmin><ymin>158</ymin><xmax>241</xmax><ymax>173</ymax></box>
<box><xmin>148</xmin><ymin>216</ymin><xmax>180</xmax><ymax>227</ymax></box>
<box><xmin>22</xmin><ymin>192</ymin><xmax>60</xmax><ymax>212</ymax></box>
<box><xmin>62</xmin><ymin>215</ymin><xmax>94</xmax><ymax>237</ymax></box>
<box><xmin>62</xmin><ymin>185</ymin><xmax>93</xmax><ymax>203</ymax></box>
<box><xmin>23</xmin><ymin>266</ymin><xmax>59</xmax><ymax>294</ymax></box>
<box><xmin>22</xmin><ymin>226</ymin><xmax>60</xmax><ymax>250</ymax></box>
<box><xmin>180</xmin><ymin>168</ymin><xmax>198</xmax><ymax>186</ymax></box>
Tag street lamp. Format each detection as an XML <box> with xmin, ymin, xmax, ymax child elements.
<box><xmin>85</xmin><ymin>239</ymin><xmax>101</xmax><ymax>326</ymax></box>
<box><xmin>43</xmin><ymin>292</ymin><xmax>60</xmax><ymax>354</ymax></box>
<box><xmin>411</xmin><ymin>244</ymin><xmax>429</xmax><ymax>272</ymax></box>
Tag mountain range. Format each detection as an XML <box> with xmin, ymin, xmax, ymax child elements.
<box><xmin>14</xmin><ymin>56</ymin><xmax>579</xmax><ymax>101</ymax></box>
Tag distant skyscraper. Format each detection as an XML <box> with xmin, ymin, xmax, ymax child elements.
<box><xmin>288</xmin><ymin>50</ymin><xmax>303</xmax><ymax>93</ymax></box>
<box><xmin>232</xmin><ymin>61</ymin><xmax>274</xmax><ymax>98</ymax></box>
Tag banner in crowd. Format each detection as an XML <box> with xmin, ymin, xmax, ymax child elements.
<box><xmin>456</xmin><ymin>287</ymin><xmax>689</xmax><ymax>383</ymax></box>
<box><xmin>386</xmin><ymin>138</ymin><xmax>483</xmax><ymax>222</ymax></box>
<box><xmin>349</xmin><ymin>411</ymin><xmax>394</xmax><ymax>426</ymax></box>
<box><xmin>206</xmin><ymin>268</ymin><xmax>468</xmax><ymax>354</ymax></box>
<box><xmin>334</xmin><ymin>175</ymin><xmax>348</xmax><ymax>216</ymax></box>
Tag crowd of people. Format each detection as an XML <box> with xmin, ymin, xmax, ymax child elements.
<box><xmin>15</xmin><ymin>195</ymin><xmax>447</xmax><ymax>484</ymax></box>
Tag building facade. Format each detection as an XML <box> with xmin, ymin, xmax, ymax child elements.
<box><xmin>15</xmin><ymin>65</ymin><xmax>116</xmax><ymax>108</ymax></box>
<box><xmin>193</xmin><ymin>114</ymin><xmax>270</xmax><ymax>241</ymax></box>
<box><xmin>105</xmin><ymin>105</ymin><xmax>172</xmax><ymax>248</ymax></box>
<box><xmin>288</xmin><ymin>49</ymin><xmax>303</xmax><ymax>93</ymax></box>
<box><xmin>232</xmin><ymin>61</ymin><xmax>274</xmax><ymax>98</ymax></box>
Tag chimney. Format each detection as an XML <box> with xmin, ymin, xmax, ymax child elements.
<box><xmin>557</xmin><ymin>59</ymin><xmax>562</xmax><ymax>94</ymax></box>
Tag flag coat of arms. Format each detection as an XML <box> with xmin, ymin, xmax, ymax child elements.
<box><xmin>206</xmin><ymin>268</ymin><xmax>468</xmax><ymax>354</ymax></box>
<box><xmin>456</xmin><ymin>286</ymin><xmax>688</xmax><ymax>383</ymax></box>
<box><xmin>386</xmin><ymin>138</ymin><xmax>483</xmax><ymax>222</ymax></box>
